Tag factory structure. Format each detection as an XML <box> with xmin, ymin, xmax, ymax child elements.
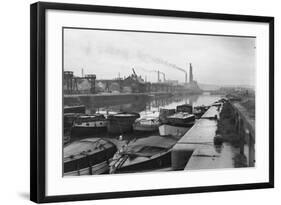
<box><xmin>64</xmin><ymin>63</ymin><xmax>202</xmax><ymax>95</ymax></box>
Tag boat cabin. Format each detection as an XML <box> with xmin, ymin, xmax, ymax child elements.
<box><xmin>176</xmin><ymin>104</ymin><xmax>193</xmax><ymax>113</ymax></box>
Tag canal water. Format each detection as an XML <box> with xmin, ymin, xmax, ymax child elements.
<box><xmin>79</xmin><ymin>93</ymin><xmax>222</xmax><ymax>140</ymax></box>
<box><xmin>84</xmin><ymin>93</ymin><xmax>222</xmax><ymax>116</ymax></box>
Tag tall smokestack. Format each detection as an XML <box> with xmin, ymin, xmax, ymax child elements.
<box><xmin>185</xmin><ymin>72</ymin><xmax>187</xmax><ymax>84</ymax></box>
<box><xmin>159</xmin><ymin>71</ymin><xmax>166</xmax><ymax>82</ymax></box>
<box><xmin>189</xmin><ymin>63</ymin><xmax>193</xmax><ymax>83</ymax></box>
<box><xmin>157</xmin><ymin>70</ymin><xmax>160</xmax><ymax>82</ymax></box>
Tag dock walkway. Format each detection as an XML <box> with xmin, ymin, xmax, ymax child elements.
<box><xmin>171</xmin><ymin>103</ymin><xmax>236</xmax><ymax>170</ymax></box>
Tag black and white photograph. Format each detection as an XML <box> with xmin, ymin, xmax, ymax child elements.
<box><xmin>63</xmin><ymin>27</ymin><xmax>256</xmax><ymax>176</ymax></box>
<box><xmin>28</xmin><ymin>1</ymin><xmax>274</xmax><ymax>203</ymax></box>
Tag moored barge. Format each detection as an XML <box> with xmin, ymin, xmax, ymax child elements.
<box><xmin>64</xmin><ymin>105</ymin><xmax>86</xmax><ymax>114</ymax></box>
<box><xmin>133</xmin><ymin>114</ymin><xmax>159</xmax><ymax>132</ymax></box>
<box><xmin>166</xmin><ymin>112</ymin><xmax>195</xmax><ymax>127</ymax></box>
<box><xmin>158</xmin><ymin>104</ymin><xmax>195</xmax><ymax>136</ymax></box>
<box><xmin>71</xmin><ymin>114</ymin><xmax>107</xmax><ymax>138</ymax></box>
<box><xmin>159</xmin><ymin>124</ymin><xmax>190</xmax><ymax>136</ymax></box>
<box><xmin>64</xmin><ymin>113</ymin><xmax>81</xmax><ymax>131</ymax></box>
<box><xmin>176</xmin><ymin>104</ymin><xmax>193</xmax><ymax>113</ymax></box>
<box><xmin>64</xmin><ymin>138</ymin><xmax>117</xmax><ymax>175</ymax></box>
<box><xmin>193</xmin><ymin>105</ymin><xmax>209</xmax><ymax>118</ymax></box>
<box><xmin>110</xmin><ymin>135</ymin><xmax>181</xmax><ymax>173</ymax></box>
<box><xmin>107</xmin><ymin>112</ymin><xmax>140</xmax><ymax>134</ymax></box>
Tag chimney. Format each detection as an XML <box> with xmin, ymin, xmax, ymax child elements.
<box><xmin>157</xmin><ymin>70</ymin><xmax>160</xmax><ymax>82</ymax></box>
<box><xmin>189</xmin><ymin>63</ymin><xmax>193</xmax><ymax>83</ymax></box>
<box><xmin>159</xmin><ymin>72</ymin><xmax>166</xmax><ymax>82</ymax></box>
<box><xmin>185</xmin><ymin>72</ymin><xmax>187</xmax><ymax>84</ymax></box>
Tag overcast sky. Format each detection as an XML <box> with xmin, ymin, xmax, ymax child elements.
<box><xmin>64</xmin><ymin>28</ymin><xmax>256</xmax><ymax>86</ymax></box>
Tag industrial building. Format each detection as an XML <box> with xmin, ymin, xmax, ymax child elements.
<box><xmin>63</xmin><ymin>63</ymin><xmax>202</xmax><ymax>95</ymax></box>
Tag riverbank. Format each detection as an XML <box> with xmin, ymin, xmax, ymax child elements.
<box><xmin>217</xmin><ymin>102</ymin><xmax>240</xmax><ymax>146</ymax></box>
<box><xmin>216</xmin><ymin>102</ymin><xmax>248</xmax><ymax>167</ymax></box>
<box><xmin>172</xmin><ymin>102</ymin><xmax>241</xmax><ymax>170</ymax></box>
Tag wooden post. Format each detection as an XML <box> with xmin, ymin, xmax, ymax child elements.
<box><xmin>248</xmin><ymin>132</ymin><xmax>255</xmax><ymax>167</ymax></box>
<box><xmin>239</xmin><ymin>120</ymin><xmax>244</xmax><ymax>155</ymax></box>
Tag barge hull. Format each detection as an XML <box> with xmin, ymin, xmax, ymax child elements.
<box><xmin>116</xmin><ymin>151</ymin><xmax>171</xmax><ymax>173</ymax></box>
<box><xmin>71</xmin><ymin>127</ymin><xmax>107</xmax><ymax>138</ymax></box>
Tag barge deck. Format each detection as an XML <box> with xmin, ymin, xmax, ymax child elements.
<box><xmin>171</xmin><ymin>103</ymin><xmax>238</xmax><ymax>170</ymax></box>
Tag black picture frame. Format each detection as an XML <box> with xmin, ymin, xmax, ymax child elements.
<box><xmin>30</xmin><ymin>1</ymin><xmax>274</xmax><ymax>203</ymax></box>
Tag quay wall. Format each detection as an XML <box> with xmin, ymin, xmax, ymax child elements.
<box><xmin>64</xmin><ymin>93</ymin><xmax>148</xmax><ymax>107</ymax></box>
<box><xmin>171</xmin><ymin>104</ymin><xmax>223</xmax><ymax>170</ymax></box>
<box><xmin>171</xmin><ymin>99</ymin><xmax>255</xmax><ymax>171</ymax></box>
<box><xmin>229</xmin><ymin>101</ymin><xmax>255</xmax><ymax>167</ymax></box>
<box><xmin>64</xmin><ymin>92</ymin><xmax>173</xmax><ymax>107</ymax></box>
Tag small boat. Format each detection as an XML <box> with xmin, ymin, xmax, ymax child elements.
<box><xmin>71</xmin><ymin>114</ymin><xmax>107</xmax><ymax>138</ymax></box>
<box><xmin>133</xmin><ymin>117</ymin><xmax>160</xmax><ymax>132</ymax></box>
<box><xmin>64</xmin><ymin>138</ymin><xmax>117</xmax><ymax>176</ymax></box>
<box><xmin>64</xmin><ymin>105</ymin><xmax>86</xmax><ymax>114</ymax></box>
<box><xmin>110</xmin><ymin>135</ymin><xmax>181</xmax><ymax>173</ymax></box>
<box><xmin>107</xmin><ymin>112</ymin><xmax>140</xmax><ymax>134</ymax></box>
<box><xmin>166</xmin><ymin>112</ymin><xmax>195</xmax><ymax>127</ymax></box>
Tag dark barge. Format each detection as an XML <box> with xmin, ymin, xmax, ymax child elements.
<box><xmin>64</xmin><ymin>138</ymin><xmax>117</xmax><ymax>176</ymax></box>
<box><xmin>107</xmin><ymin>112</ymin><xmax>140</xmax><ymax>134</ymax></box>
<box><xmin>111</xmin><ymin>135</ymin><xmax>181</xmax><ymax>173</ymax></box>
<box><xmin>64</xmin><ymin>105</ymin><xmax>86</xmax><ymax>114</ymax></box>
<box><xmin>71</xmin><ymin>114</ymin><xmax>107</xmax><ymax>138</ymax></box>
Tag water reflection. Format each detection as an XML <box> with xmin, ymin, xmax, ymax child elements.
<box><xmin>83</xmin><ymin>93</ymin><xmax>222</xmax><ymax>115</ymax></box>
